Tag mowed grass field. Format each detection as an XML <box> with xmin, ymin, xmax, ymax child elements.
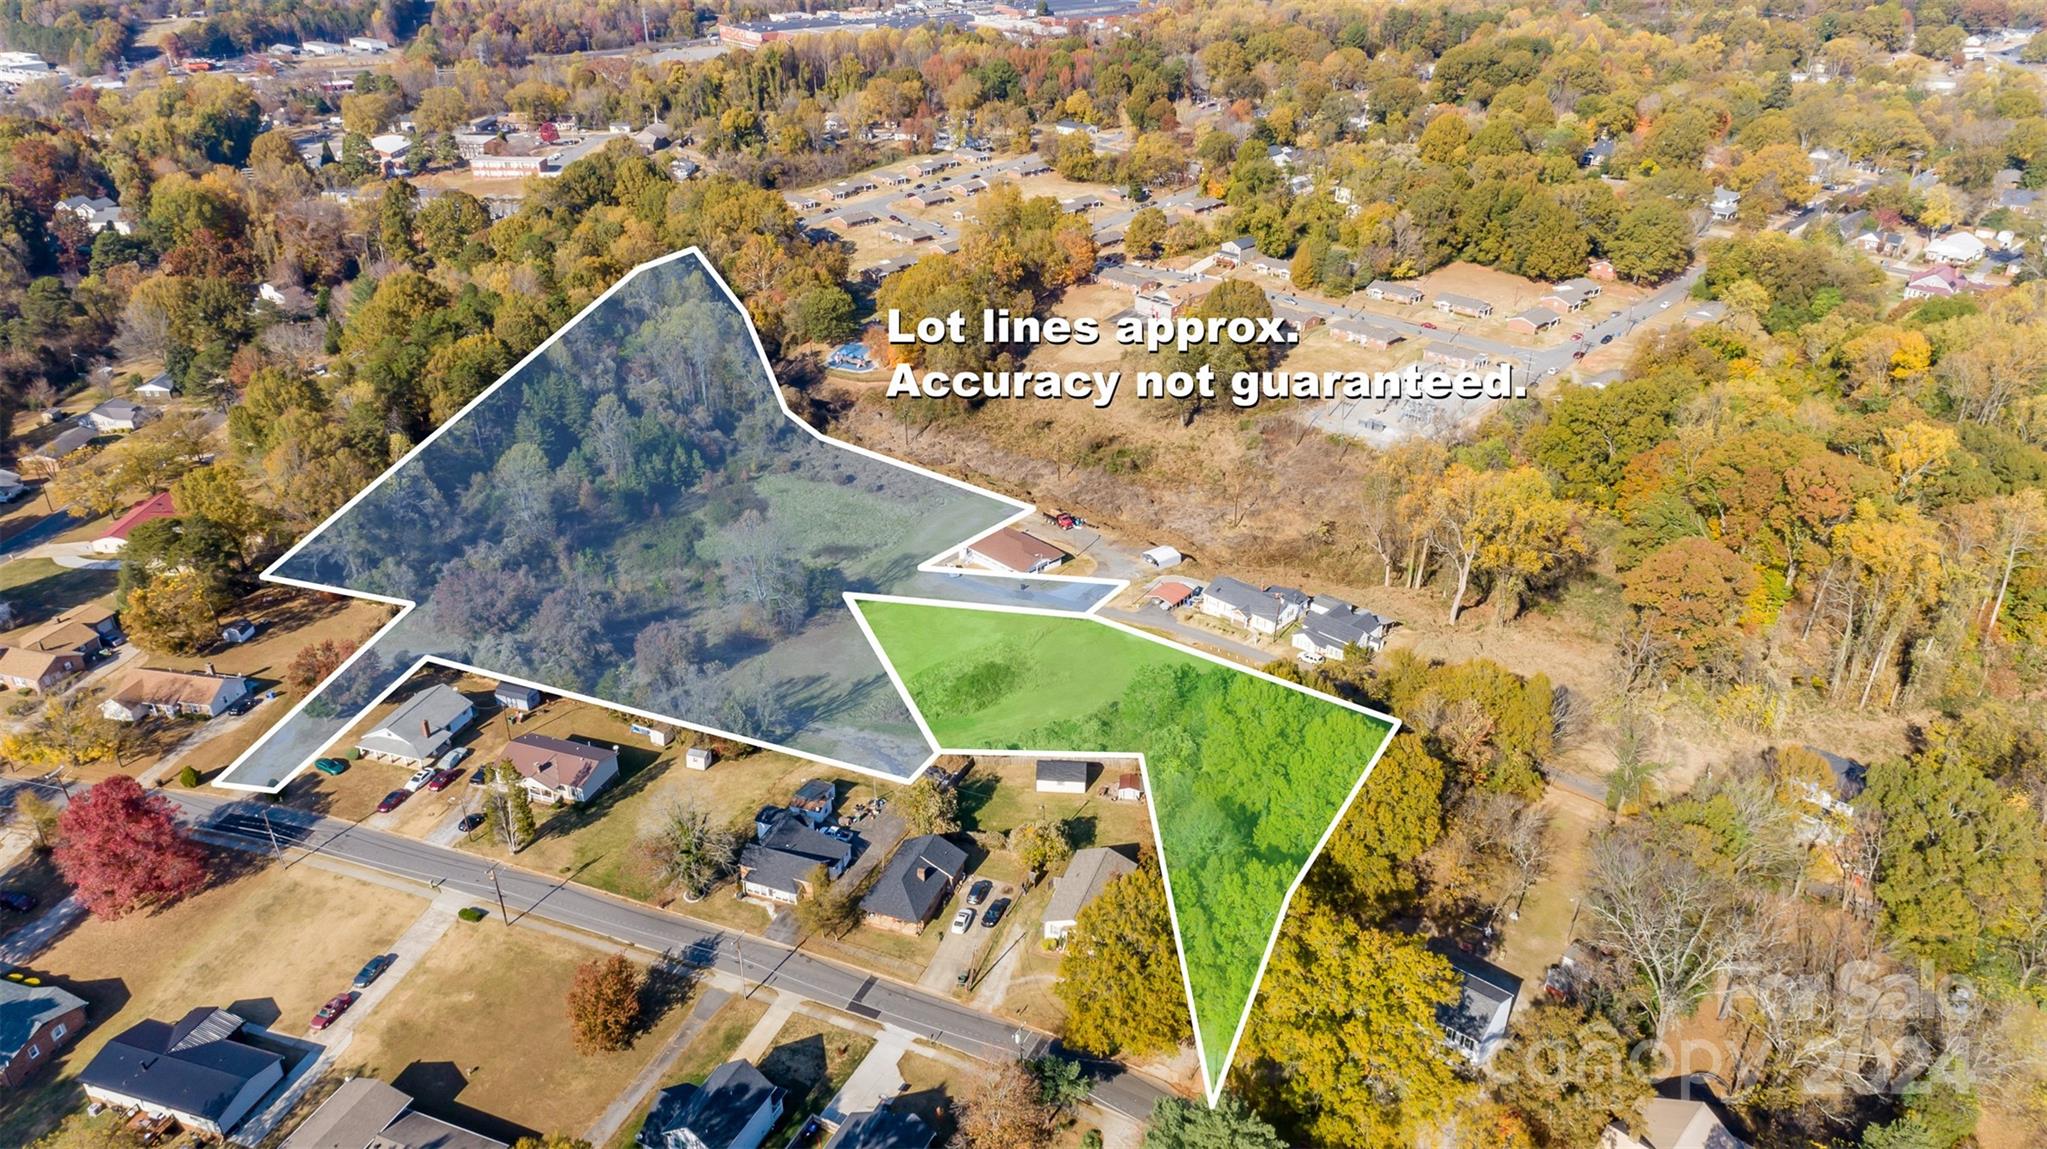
<box><xmin>855</xmin><ymin>600</ymin><xmax>1396</xmax><ymax>1085</ymax></box>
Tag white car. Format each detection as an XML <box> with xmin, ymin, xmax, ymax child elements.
<box><xmin>1658</xmin><ymin>299</ymin><xmax>1672</xmax><ymax>310</ymax></box>
<box><xmin>404</xmin><ymin>764</ymin><xmax>439</xmax><ymax>791</ymax></box>
<box><xmin>951</xmin><ymin>908</ymin><xmax>974</xmax><ymax>934</ymax></box>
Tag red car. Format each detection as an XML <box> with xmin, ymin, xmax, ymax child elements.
<box><xmin>310</xmin><ymin>992</ymin><xmax>355</xmax><ymax>1030</ymax></box>
<box><xmin>376</xmin><ymin>790</ymin><xmax>411</xmax><ymax>813</ymax></box>
<box><xmin>1420</xmin><ymin>321</ymin><xmax>1437</xmax><ymax>329</ymax></box>
<box><xmin>1570</xmin><ymin>332</ymin><xmax>1583</xmax><ymax>341</ymax></box>
<box><xmin>425</xmin><ymin>768</ymin><xmax>460</xmax><ymax>792</ymax></box>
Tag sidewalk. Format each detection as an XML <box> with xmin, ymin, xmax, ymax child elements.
<box><xmin>582</xmin><ymin>983</ymin><xmax>736</xmax><ymax>1146</ymax></box>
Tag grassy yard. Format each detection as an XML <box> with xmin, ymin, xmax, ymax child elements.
<box><xmin>856</xmin><ymin>599</ymin><xmax>1395</xmax><ymax>1086</ymax></box>
<box><xmin>338</xmin><ymin>923</ymin><xmax>692</xmax><ymax>1144</ymax></box>
<box><xmin>0</xmin><ymin>861</ymin><xmax>425</xmax><ymax>1147</ymax></box>
<box><xmin>0</xmin><ymin>557</ymin><xmax>116</xmax><ymax>634</ymax></box>
<box><xmin>756</xmin><ymin>1012</ymin><xmax>875</xmax><ymax>1142</ymax></box>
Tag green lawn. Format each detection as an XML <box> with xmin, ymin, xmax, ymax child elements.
<box><xmin>855</xmin><ymin>600</ymin><xmax>1395</xmax><ymax>1090</ymax></box>
<box><xmin>0</xmin><ymin>557</ymin><xmax>117</xmax><ymax>632</ymax></box>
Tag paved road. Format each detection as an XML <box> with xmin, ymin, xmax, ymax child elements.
<box><xmin>170</xmin><ymin>791</ymin><xmax>1175</xmax><ymax>1120</ymax></box>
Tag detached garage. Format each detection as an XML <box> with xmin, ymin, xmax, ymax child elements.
<box><xmin>1035</xmin><ymin>759</ymin><xmax>1091</xmax><ymax>794</ymax></box>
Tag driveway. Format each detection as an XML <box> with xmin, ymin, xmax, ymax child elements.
<box><xmin>1101</xmin><ymin>603</ymin><xmax>1276</xmax><ymax>667</ymax></box>
<box><xmin>917</xmin><ymin>879</ymin><xmax>1014</xmax><ymax>993</ymax></box>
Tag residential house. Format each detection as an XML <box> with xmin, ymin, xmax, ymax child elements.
<box><xmin>1559</xmin><ymin>276</ymin><xmax>1603</xmax><ymax>298</ymax></box>
<box><xmin>1433</xmin><ymin>293</ymin><xmax>1493</xmax><ymax>319</ymax></box>
<box><xmin>1709</xmin><ymin>186</ymin><xmax>1741</xmax><ymax>220</ymax></box>
<box><xmin>281</xmin><ymin>1075</ymin><xmax>506</xmax><ymax>1149</ymax></box>
<box><xmin>134</xmin><ymin>373</ymin><xmax>176</xmax><ymax>401</ymax></box>
<box><xmin>1144</xmin><ymin>581</ymin><xmax>1196</xmax><ymax>609</ymax></box>
<box><xmin>878</xmin><ymin>221</ymin><xmax>936</xmax><ymax>244</ymax></box>
<box><xmin>0</xmin><ymin>979</ymin><xmax>87</xmax><ymax>1088</ymax></box>
<box><xmin>738</xmin><ymin>809</ymin><xmax>854</xmax><ymax>904</ymax></box>
<box><xmin>1903</xmin><ymin>264</ymin><xmax>1969</xmax><ymax>300</ymax></box>
<box><xmin>1924</xmin><ymin>231</ymin><xmax>1988</xmax><ymax>264</ymax></box>
<box><xmin>1365</xmin><ymin>280</ymin><xmax>1424</xmax><ymax>304</ymax></box>
<box><xmin>92</xmin><ymin>490</ymin><xmax>177</xmax><ymax>554</ymax></box>
<box><xmin>1330</xmin><ymin>318</ymin><xmax>1404</xmax><ymax>348</ymax></box>
<box><xmin>1198</xmin><ymin>576</ymin><xmax>1302</xmax><ymax>636</ymax></box>
<box><xmin>505</xmin><ymin>733</ymin><xmax>621</xmax><ymax>804</ymax></box>
<box><xmin>1581</xmin><ymin>137</ymin><xmax>1616</xmax><ymax>168</ymax></box>
<box><xmin>860</xmin><ymin>834</ymin><xmax>967</xmax><ymax>932</ymax></box>
<box><xmin>1244</xmin><ymin>252</ymin><xmax>1292</xmax><ymax>278</ymax></box>
<box><xmin>1034</xmin><ymin>759</ymin><xmax>1090</xmax><ymax>794</ymax></box>
<box><xmin>18</xmin><ymin>605</ymin><xmax>120</xmax><ymax>658</ymax></box>
<box><xmin>354</xmin><ymin>684</ymin><xmax>474</xmax><ymax>765</ymax></box>
<box><xmin>638</xmin><ymin>1060</ymin><xmax>783</xmax><ymax>1149</ymax></box>
<box><xmin>1540</xmin><ymin>286</ymin><xmax>1591</xmax><ymax>312</ymax></box>
<box><xmin>1998</xmin><ymin>187</ymin><xmax>2038</xmax><ymax>214</ymax></box>
<box><xmin>1588</xmin><ymin>258</ymin><xmax>1617</xmax><ymax>281</ymax></box>
<box><xmin>101</xmin><ymin>667</ymin><xmax>253</xmax><ymax>722</ymax></box>
<box><xmin>0</xmin><ymin>648</ymin><xmax>86</xmax><ymax>693</ymax></box>
<box><xmin>493</xmin><ymin>681</ymin><xmax>543</xmax><ymax>711</ymax></box>
<box><xmin>55</xmin><ymin>195</ymin><xmax>131</xmax><ymax>235</ymax></box>
<box><xmin>1507</xmin><ymin>307</ymin><xmax>1561</xmax><ymax>334</ymax></box>
<box><xmin>347</xmin><ymin>36</ymin><xmax>391</xmax><ymax>51</ymax></box>
<box><xmin>1096</xmin><ymin>265</ymin><xmax>1163</xmax><ymax>293</ymax></box>
<box><xmin>79</xmin><ymin>398</ymin><xmax>152</xmax><ymax>434</ymax></box>
<box><xmin>1601</xmin><ymin>1088</ymin><xmax>1751</xmax><ymax>1149</ymax></box>
<box><xmin>1217</xmin><ymin>237</ymin><xmax>1259</xmax><ymax>265</ymax></box>
<box><xmin>1292</xmin><ymin>597</ymin><xmax>1393</xmax><ymax>659</ymax></box>
<box><xmin>955</xmin><ymin>526</ymin><xmax>1068</xmax><ymax>574</ymax></box>
<box><xmin>1437</xmin><ymin>953</ymin><xmax>1520</xmax><ymax>1066</ymax></box>
<box><xmin>1042</xmin><ymin>846</ymin><xmax>1138</xmax><ymax>941</ymax></box>
<box><xmin>78</xmin><ymin>1007</ymin><xmax>285</xmax><ymax>1137</ymax></box>
<box><xmin>1130</xmin><ymin>280</ymin><xmax>1207</xmax><ymax>322</ymax></box>
<box><xmin>789</xmin><ymin>779</ymin><xmax>837</xmax><ymax>825</ymax></box>
<box><xmin>823</xmin><ymin>1109</ymin><xmax>934</xmax><ymax>1148</ymax></box>
<box><xmin>1423</xmin><ymin>342</ymin><xmax>1487</xmax><ymax>370</ymax></box>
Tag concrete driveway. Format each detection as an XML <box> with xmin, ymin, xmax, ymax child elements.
<box><xmin>917</xmin><ymin>880</ymin><xmax>1014</xmax><ymax>993</ymax></box>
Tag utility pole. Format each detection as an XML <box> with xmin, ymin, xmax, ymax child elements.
<box><xmin>486</xmin><ymin>863</ymin><xmax>509</xmax><ymax>926</ymax></box>
<box><xmin>259</xmin><ymin>809</ymin><xmax>283</xmax><ymax>857</ymax></box>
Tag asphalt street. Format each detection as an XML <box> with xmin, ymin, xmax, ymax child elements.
<box><xmin>168</xmin><ymin>790</ymin><xmax>1175</xmax><ymax>1120</ymax></box>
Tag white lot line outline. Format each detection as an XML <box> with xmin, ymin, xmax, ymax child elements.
<box><xmin>211</xmin><ymin>245</ymin><xmax>1401</xmax><ymax>1103</ymax></box>
<box><xmin>845</xmin><ymin>592</ymin><xmax>1398</xmax><ymax>1105</ymax></box>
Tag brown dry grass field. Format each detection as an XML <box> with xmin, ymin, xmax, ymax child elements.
<box><xmin>0</xmin><ymin>863</ymin><xmax>425</xmax><ymax>1146</ymax></box>
<box><xmin>337</xmin><ymin>922</ymin><xmax>693</xmax><ymax>1143</ymax></box>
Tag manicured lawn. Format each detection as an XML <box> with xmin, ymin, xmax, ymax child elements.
<box><xmin>340</xmin><ymin>924</ymin><xmax>692</xmax><ymax>1144</ymax></box>
<box><xmin>756</xmin><ymin>1012</ymin><xmax>875</xmax><ymax>1141</ymax></box>
<box><xmin>855</xmin><ymin>600</ymin><xmax>1395</xmax><ymax>1088</ymax></box>
<box><xmin>0</xmin><ymin>861</ymin><xmax>424</xmax><ymax>1146</ymax></box>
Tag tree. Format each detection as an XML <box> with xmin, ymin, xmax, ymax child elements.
<box><xmin>635</xmin><ymin>799</ymin><xmax>738</xmax><ymax>900</ymax></box>
<box><xmin>1007</xmin><ymin>818</ymin><xmax>1073</xmax><ymax>873</ymax></box>
<box><xmin>1125</xmin><ymin>207</ymin><xmax>1168</xmax><ymax>260</ymax></box>
<box><xmin>1621</xmin><ymin>538</ymin><xmax>1760</xmax><ymax>674</ymax></box>
<box><xmin>1429</xmin><ymin>465</ymin><xmax>1586</xmax><ymax>624</ymax></box>
<box><xmin>509</xmin><ymin>1135</ymin><xmax>592</xmax><ymax>1149</ymax></box>
<box><xmin>1055</xmin><ymin>865</ymin><xmax>1191</xmax><ymax>1058</ymax></box>
<box><xmin>287</xmin><ymin>639</ymin><xmax>358</xmax><ymax>691</ymax></box>
<box><xmin>1143</xmin><ymin>1095</ymin><xmax>1286</xmax><ymax>1148</ymax></box>
<box><xmin>1493</xmin><ymin>1004</ymin><xmax>1651</xmax><ymax>1147</ymax></box>
<box><xmin>794</xmin><ymin>867</ymin><xmax>860</xmax><ymax>937</ymax></box>
<box><xmin>53</xmin><ymin>776</ymin><xmax>209</xmax><ymax>919</ymax></box>
<box><xmin>898</xmin><ymin>775</ymin><xmax>959</xmax><ymax>835</ymax></box>
<box><xmin>3</xmin><ymin>692</ymin><xmax>124</xmax><ymax>773</ymax></box>
<box><xmin>484</xmin><ymin>761</ymin><xmax>537</xmax><ymax>848</ymax></box>
<box><xmin>953</xmin><ymin>1059</ymin><xmax>1059</xmax><ymax>1149</ymax></box>
<box><xmin>566</xmin><ymin>952</ymin><xmax>642</xmax><ymax>1053</ymax></box>
<box><xmin>12</xmin><ymin>791</ymin><xmax>60</xmax><ymax>850</ymax></box>
<box><xmin>123</xmin><ymin>567</ymin><xmax>224</xmax><ymax>654</ymax></box>
<box><xmin>1583</xmin><ymin>826</ymin><xmax>1752</xmax><ymax>1041</ymax></box>
<box><xmin>1028</xmin><ymin>1054</ymin><xmax>1091</xmax><ymax>1109</ymax></box>
<box><xmin>1241</xmin><ymin>902</ymin><xmax>1469</xmax><ymax>1146</ymax></box>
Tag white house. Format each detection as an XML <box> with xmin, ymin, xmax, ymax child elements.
<box><xmin>355</xmin><ymin>684</ymin><xmax>474</xmax><ymax>764</ymax></box>
<box><xmin>101</xmin><ymin>667</ymin><xmax>252</xmax><ymax>722</ymax></box>
<box><xmin>1924</xmin><ymin>231</ymin><xmax>1988</xmax><ymax>264</ymax></box>
<box><xmin>1199</xmin><ymin>576</ymin><xmax>1302</xmax><ymax>636</ymax></box>
<box><xmin>78</xmin><ymin>1008</ymin><xmax>285</xmax><ymax>1138</ymax></box>
<box><xmin>134</xmin><ymin>373</ymin><xmax>176</xmax><ymax>400</ymax></box>
<box><xmin>1292</xmin><ymin>597</ymin><xmax>1394</xmax><ymax>659</ymax></box>
<box><xmin>1042</xmin><ymin>847</ymin><xmax>1138</xmax><ymax>941</ymax></box>
<box><xmin>505</xmin><ymin>733</ymin><xmax>620</xmax><ymax>804</ymax></box>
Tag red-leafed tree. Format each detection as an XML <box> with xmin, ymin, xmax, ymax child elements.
<box><xmin>286</xmin><ymin>639</ymin><xmax>358</xmax><ymax>691</ymax></box>
<box><xmin>53</xmin><ymin>776</ymin><xmax>210</xmax><ymax>919</ymax></box>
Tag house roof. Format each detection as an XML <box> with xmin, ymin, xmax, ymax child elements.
<box><xmin>1300</xmin><ymin>603</ymin><xmax>1388</xmax><ymax>650</ymax></box>
<box><xmin>83</xmin><ymin>398</ymin><xmax>146</xmax><ymax>423</ymax></box>
<box><xmin>1368</xmin><ymin>279</ymin><xmax>1423</xmax><ymax>298</ymax></box>
<box><xmin>506</xmin><ymin>734</ymin><xmax>618</xmax><ymax>792</ymax></box>
<box><xmin>492</xmin><ymin>681</ymin><xmax>542</xmax><ymax>703</ymax></box>
<box><xmin>20</xmin><ymin>605</ymin><xmax>116</xmax><ymax>653</ymax></box>
<box><xmin>110</xmin><ymin>667</ymin><xmax>250</xmax><ymax>711</ymax></box>
<box><xmin>282</xmin><ymin>1076</ymin><xmax>506</xmax><ymax>1149</ymax></box>
<box><xmin>964</xmin><ymin>527</ymin><xmax>1067</xmax><ymax>572</ymax></box>
<box><xmin>1628</xmin><ymin>1095</ymin><xmax>1749</xmax><ymax>1149</ymax></box>
<box><xmin>1330</xmin><ymin>318</ymin><xmax>1404</xmax><ymax>344</ymax></box>
<box><xmin>0</xmin><ymin>647</ymin><xmax>80</xmax><ymax>682</ymax></box>
<box><xmin>792</xmin><ymin>778</ymin><xmax>836</xmax><ymax>808</ymax></box>
<box><xmin>30</xmin><ymin>424</ymin><xmax>97</xmax><ymax>459</ymax></box>
<box><xmin>1264</xmin><ymin>585</ymin><xmax>1310</xmax><ymax>611</ymax></box>
<box><xmin>1146</xmin><ymin>580</ymin><xmax>1195</xmax><ymax>607</ymax></box>
<box><xmin>1036</xmin><ymin>759</ymin><xmax>1091</xmax><ymax>786</ymax></box>
<box><xmin>102</xmin><ymin>490</ymin><xmax>177</xmax><ymax>543</ymax></box>
<box><xmin>0</xmin><ymin>979</ymin><xmax>85</xmax><ymax>1065</ymax></box>
<box><xmin>860</xmin><ymin>834</ymin><xmax>966</xmax><ymax>923</ymax></box>
<box><xmin>739</xmin><ymin>844</ymin><xmax>827</xmax><ymax>897</ymax></box>
<box><xmin>358</xmin><ymin>684</ymin><xmax>470</xmax><ymax>759</ymax></box>
<box><xmin>1436</xmin><ymin>292</ymin><xmax>1491</xmax><ymax>311</ymax></box>
<box><xmin>1116</xmin><ymin>771</ymin><xmax>1142</xmax><ymax>793</ymax></box>
<box><xmin>758</xmin><ymin>809</ymin><xmax>854</xmax><ymax>870</ymax></box>
<box><xmin>824</xmin><ymin>1109</ymin><xmax>935</xmax><ymax>1148</ymax></box>
<box><xmin>1437</xmin><ymin>954</ymin><xmax>1520</xmax><ymax>1050</ymax></box>
<box><xmin>1044</xmin><ymin>847</ymin><xmax>1138</xmax><ymax>926</ymax></box>
<box><xmin>1203</xmin><ymin>576</ymin><xmax>1284</xmax><ymax>623</ymax></box>
<box><xmin>643</xmin><ymin>1061</ymin><xmax>783</xmax><ymax>1147</ymax></box>
<box><xmin>78</xmin><ymin>1007</ymin><xmax>282</xmax><ymax>1122</ymax></box>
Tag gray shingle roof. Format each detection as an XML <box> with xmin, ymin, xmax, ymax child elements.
<box><xmin>358</xmin><ymin>684</ymin><xmax>471</xmax><ymax>759</ymax></box>
<box><xmin>1035</xmin><ymin>759</ymin><xmax>1090</xmax><ymax>786</ymax></box>
<box><xmin>1043</xmin><ymin>847</ymin><xmax>1138</xmax><ymax>927</ymax></box>
<box><xmin>859</xmin><ymin>835</ymin><xmax>966</xmax><ymax>924</ymax></box>
<box><xmin>0</xmin><ymin>980</ymin><xmax>84</xmax><ymax>1066</ymax></box>
<box><xmin>640</xmin><ymin>1060</ymin><xmax>781</xmax><ymax>1148</ymax></box>
<box><xmin>78</xmin><ymin>1008</ymin><xmax>282</xmax><ymax>1123</ymax></box>
<box><xmin>824</xmin><ymin>1109</ymin><xmax>935</xmax><ymax>1148</ymax></box>
<box><xmin>1203</xmin><ymin>576</ymin><xmax>1282</xmax><ymax>623</ymax></box>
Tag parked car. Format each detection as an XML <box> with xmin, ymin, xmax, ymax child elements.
<box><xmin>425</xmin><ymin>768</ymin><xmax>460</xmax><ymax>792</ymax></box>
<box><xmin>376</xmin><ymin>790</ymin><xmax>410</xmax><ymax>813</ymax></box>
<box><xmin>964</xmin><ymin>880</ymin><xmax>993</xmax><ymax>909</ymax></box>
<box><xmin>314</xmin><ymin>757</ymin><xmax>349</xmax><ymax>776</ymax></box>
<box><xmin>469</xmin><ymin>764</ymin><xmax>490</xmax><ymax>784</ymax></box>
<box><xmin>0</xmin><ymin>891</ymin><xmax>38</xmax><ymax>913</ymax></box>
<box><xmin>951</xmin><ymin>908</ymin><xmax>974</xmax><ymax>934</ymax></box>
<box><xmin>442</xmin><ymin>746</ymin><xmax>473</xmax><ymax>769</ymax></box>
<box><xmin>309</xmin><ymin>992</ymin><xmax>355</xmax><ymax>1031</ymax></box>
<box><xmin>458</xmin><ymin>813</ymin><xmax>486</xmax><ymax>833</ymax></box>
<box><xmin>981</xmin><ymin>897</ymin><xmax>1011</xmax><ymax>929</ymax></box>
<box><xmin>221</xmin><ymin>619</ymin><xmax>259</xmax><ymax>644</ymax></box>
<box><xmin>404</xmin><ymin>765</ymin><xmax>438</xmax><ymax>791</ymax></box>
<box><xmin>1420</xmin><ymin>321</ymin><xmax>1437</xmax><ymax>329</ymax></box>
<box><xmin>353</xmin><ymin>954</ymin><xmax>394</xmax><ymax>988</ymax></box>
<box><xmin>1570</xmin><ymin>332</ymin><xmax>1583</xmax><ymax>341</ymax></box>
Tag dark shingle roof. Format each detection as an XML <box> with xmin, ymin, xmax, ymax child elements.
<box><xmin>78</xmin><ymin>1008</ymin><xmax>281</xmax><ymax>1122</ymax></box>
<box><xmin>0</xmin><ymin>980</ymin><xmax>85</xmax><ymax>1065</ymax></box>
<box><xmin>859</xmin><ymin>835</ymin><xmax>966</xmax><ymax>923</ymax></box>
<box><xmin>824</xmin><ymin>1109</ymin><xmax>935</xmax><ymax>1148</ymax></box>
<box><xmin>1035</xmin><ymin>759</ymin><xmax>1091</xmax><ymax>786</ymax></box>
<box><xmin>640</xmin><ymin>1061</ymin><xmax>781</xmax><ymax>1148</ymax></box>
